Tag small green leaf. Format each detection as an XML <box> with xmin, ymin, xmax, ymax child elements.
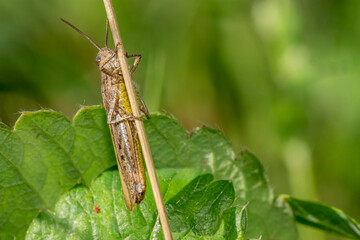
<box><xmin>236</xmin><ymin>205</ymin><xmax>248</xmax><ymax>240</ymax></box>
<box><xmin>283</xmin><ymin>195</ymin><xmax>360</xmax><ymax>239</ymax></box>
<box><xmin>26</xmin><ymin>169</ymin><xmax>246</xmax><ymax>239</ymax></box>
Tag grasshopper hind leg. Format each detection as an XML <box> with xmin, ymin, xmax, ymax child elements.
<box><xmin>138</xmin><ymin>95</ymin><xmax>150</xmax><ymax>119</ymax></box>
<box><xmin>114</xmin><ymin>43</ymin><xmax>149</xmax><ymax>119</ymax></box>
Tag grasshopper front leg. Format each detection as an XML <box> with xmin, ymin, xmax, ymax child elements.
<box><xmin>126</xmin><ymin>53</ymin><xmax>142</xmax><ymax>74</ymax></box>
<box><xmin>114</xmin><ymin>43</ymin><xmax>142</xmax><ymax>75</ymax></box>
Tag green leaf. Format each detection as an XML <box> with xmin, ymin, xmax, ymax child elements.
<box><xmin>4</xmin><ymin>106</ymin><xmax>359</xmax><ymax>239</ymax></box>
<box><xmin>0</xmin><ymin>107</ymin><xmax>115</xmax><ymax>239</ymax></box>
<box><xmin>235</xmin><ymin>205</ymin><xmax>248</xmax><ymax>240</ymax></box>
<box><xmin>144</xmin><ymin>115</ymin><xmax>298</xmax><ymax>240</ymax></box>
<box><xmin>26</xmin><ymin>168</ymin><xmax>247</xmax><ymax>239</ymax></box>
<box><xmin>283</xmin><ymin>195</ymin><xmax>360</xmax><ymax>239</ymax></box>
<box><xmin>1</xmin><ymin>107</ymin><xmax>293</xmax><ymax>239</ymax></box>
<box><xmin>71</xmin><ymin>106</ymin><xmax>116</xmax><ymax>184</ymax></box>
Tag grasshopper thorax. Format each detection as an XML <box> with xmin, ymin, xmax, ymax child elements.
<box><xmin>96</xmin><ymin>48</ymin><xmax>122</xmax><ymax>77</ymax></box>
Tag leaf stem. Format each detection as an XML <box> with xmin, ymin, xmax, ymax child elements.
<box><xmin>101</xmin><ymin>1</ymin><xmax>173</xmax><ymax>239</ymax></box>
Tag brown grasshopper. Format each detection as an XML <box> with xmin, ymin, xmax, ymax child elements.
<box><xmin>61</xmin><ymin>18</ymin><xmax>150</xmax><ymax>211</ymax></box>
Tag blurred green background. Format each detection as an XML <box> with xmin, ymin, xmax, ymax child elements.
<box><xmin>1</xmin><ymin>0</ymin><xmax>359</xmax><ymax>239</ymax></box>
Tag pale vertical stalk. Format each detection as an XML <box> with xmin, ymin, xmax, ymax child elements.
<box><xmin>102</xmin><ymin>1</ymin><xmax>173</xmax><ymax>239</ymax></box>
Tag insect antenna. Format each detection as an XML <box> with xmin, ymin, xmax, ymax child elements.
<box><xmin>60</xmin><ymin>18</ymin><xmax>101</xmax><ymax>50</ymax></box>
<box><xmin>105</xmin><ymin>19</ymin><xmax>109</xmax><ymax>48</ymax></box>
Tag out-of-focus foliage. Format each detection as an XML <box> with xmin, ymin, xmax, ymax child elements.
<box><xmin>1</xmin><ymin>1</ymin><xmax>360</xmax><ymax>239</ymax></box>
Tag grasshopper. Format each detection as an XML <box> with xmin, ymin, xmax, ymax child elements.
<box><xmin>61</xmin><ymin>19</ymin><xmax>150</xmax><ymax>211</ymax></box>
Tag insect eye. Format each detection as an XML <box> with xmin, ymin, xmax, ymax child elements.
<box><xmin>95</xmin><ymin>56</ymin><xmax>101</xmax><ymax>66</ymax></box>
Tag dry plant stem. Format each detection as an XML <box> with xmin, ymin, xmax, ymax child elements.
<box><xmin>102</xmin><ymin>1</ymin><xmax>173</xmax><ymax>239</ymax></box>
